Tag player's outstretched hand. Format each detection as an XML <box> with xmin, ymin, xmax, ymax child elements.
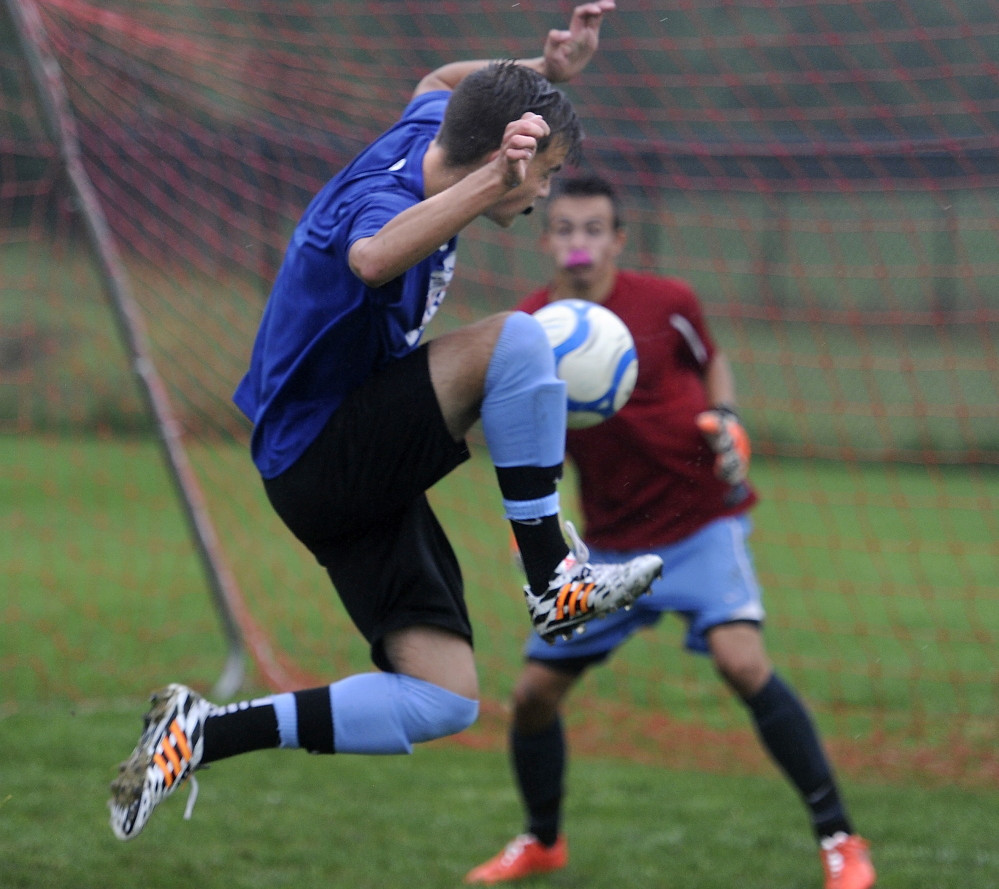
<box><xmin>696</xmin><ymin>408</ymin><xmax>751</xmax><ymax>486</ymax></box>
<box><xmin>541</xmin><ymin>1</ymin><xmax>616</xmax><ymax>83</ymax></box>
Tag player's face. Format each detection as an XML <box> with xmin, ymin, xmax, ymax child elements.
<box><xmin>542</xmin><ymin>195</ymin><xmax>625</xmax><ymax>290</ymax></box>
<box><xmin>484</xmin><ymin>142</ymin><xmax>570</xmax><ymax>228</ymax></box>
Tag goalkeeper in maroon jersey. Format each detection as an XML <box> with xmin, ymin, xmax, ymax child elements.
<box><xmin>464</xmin><ymin>175</ymin><xmax>875</xmax><ymax>889</ymax></box>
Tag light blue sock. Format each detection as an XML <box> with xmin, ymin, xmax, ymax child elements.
<box><xmin>270</xmin><ymin>691</ymin><xmax>300</xmax><ymax>748</ymax></box>
<box><xmin>329</xmin><ymin>673</ymin><xmax>479</xmax><ymax>754</ymax></box>
<box><xmin>481</xmin><ymin>312</ymin><xmax>566</xmax><ymax>520</ymax></box>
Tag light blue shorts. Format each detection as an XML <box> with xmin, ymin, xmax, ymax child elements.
<box><xmin>524</xmin><ymin>514</ymin><xmax>765</xmax><ymax>663</ymax></box>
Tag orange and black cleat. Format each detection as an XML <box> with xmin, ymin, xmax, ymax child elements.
<box><xmin>109</xmin><ymin>683</ymin><xmax>213</xmax><ymax>840</ymax></box>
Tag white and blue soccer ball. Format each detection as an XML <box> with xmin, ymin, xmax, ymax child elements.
<box><xmin>533</xmin><ymin>298</ymin><xmax>638</xmax><ymax>429</ymax></box>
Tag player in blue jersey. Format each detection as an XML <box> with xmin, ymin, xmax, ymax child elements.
<box><xmin>109</xmin><ymin>1</ymin><xmax>662</xmax><ymax>842</ymax></box>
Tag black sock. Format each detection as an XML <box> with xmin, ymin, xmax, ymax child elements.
<box><xmin>294</xmin><ymin>685</ymin><xmax>335</xmax><ymax>753</ymax></box>
<box><xmin>495</xmin><ymin>465</ymin><xmax>569</xmax><ymax>596</ymax></box>
<box><xmin>744</xmin><ymin>673</ymin><xmax>853</xmax><ymax>840</ymax></box>
<box><xmin>511</xmin><ymin>515</ymin><xmax>571</xmax><ymax>596</ymax></box>
<box><xmin>201</xmin><ymin>699</ymin><xmax>279</xmax><ymax>764</ymax></box>
<box><xmin>201</xmin><ymin>686</ymin><xmax>336</xmax><ymax>764</ymax></box>
<box><xmin>511</xmin><ymin>717</ymin><xmax>566</xmax><ymax>846</ymax></box>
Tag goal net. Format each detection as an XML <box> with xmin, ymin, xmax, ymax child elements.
<box><xmin>3</xmin><ymin>0</ymin><xmax>996</xmax><ymax>786</ymax></box>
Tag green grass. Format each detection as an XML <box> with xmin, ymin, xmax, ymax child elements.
<box><xmin>2</xmin><ymin>707</ymin><xmax>998</xmax><ymax>889</ymax></box>
<box><xmin>3</xmin><ymin>431</ymin><xmax>999</xmax><ymax>887</ymax></box>
<box><xmin>6</xmin><ymin>434</ymin><xmax>996</xmax><ymax>736</ymax></box>
<box><xmin>4</xmin><ymin>433</ymin><xmax>997</xmax><ymax>757</ymax></box>
<box><xmin>3</xmin><ymin>434</ymin><xmax>229</xmax><ymax>701</ymax></box>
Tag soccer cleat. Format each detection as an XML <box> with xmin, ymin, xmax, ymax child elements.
<box><xmin>525</xmin><ymin>521</ymin><xmax>662</xmax><ymax>643</ymax></box>
<box><xmin>820</xmin><ymin>832</ymin><xmax>876</xmax><ymax>889</ymax></box>
<box><xmin>108</xmin><ymin>683</ymin><xmax>213</xmax><ymax>840</ymax></box>
<box><xmin>464</xmin><ymin>834</ymin><xmax>568</xmax><ymax>884</ymax></box>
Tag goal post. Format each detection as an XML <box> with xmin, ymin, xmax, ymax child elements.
<box><xmin>5</xmin><ymin>0</ymin><xmax>247</xmax><ymax>699</ymax></box>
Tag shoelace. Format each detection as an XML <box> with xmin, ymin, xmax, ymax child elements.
<box><xmin>183</xmin><ymin>774</ymin><xmax>199</xmax><ymax>821</ymax></box>
<box><xmin>562</xmin><ymin>520</ymin><xmax>589</xmax><ymax>567</ymax></box>
<box><xmin>500</xmin><ymin>835</ymin><xmax>534</xmax><ymax>865</ymax></box>
<box><xmin>820</xmin><ymin>833</ymin><xmax>848</xmax><ymax>877</ymax></box>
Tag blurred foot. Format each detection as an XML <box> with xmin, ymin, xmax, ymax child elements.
<box><xmin>108</xmin><ymin>683</ymin><xmax>212</xmax><ymax>840</ymax></box>
<box><xmin>465</xmin><ymin>834</ymin><xmax>568</xmax><ymax>884</ymax></box>
<box><xmin>821</xmin><ymin>833</ymin><xmax>876</xmax><ymax>889</ymax></box>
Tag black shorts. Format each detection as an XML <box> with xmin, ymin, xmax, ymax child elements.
<box><xmin>263</xmin><ymin>345</ymin><xmax>472</xmax><ymax>672</ymax></box>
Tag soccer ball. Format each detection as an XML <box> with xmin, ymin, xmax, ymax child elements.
<box><xmin>533</xmin><ymin>298</ymin><xmax>638</xmax><ymax>428</ymax></box>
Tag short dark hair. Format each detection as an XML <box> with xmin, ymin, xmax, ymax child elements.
<box><xmin>547</xmin><ymin>174</ymin><xmax>623</xmax><ymax>230</ymax></box>
<box><xmin>437</xmin><ymin>61</ymin><xmax>582</xmax><ymax>168</ymax></box>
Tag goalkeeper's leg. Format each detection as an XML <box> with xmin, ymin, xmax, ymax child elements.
<box><xmin>711</xmin><ymin>623</ymin><xmax>875</xmax><ymax>889</ymax></box>
<box><xmin>465</xmin><ymin>661</ymin><xmax>581</xmax><ymax>884</ymax></box>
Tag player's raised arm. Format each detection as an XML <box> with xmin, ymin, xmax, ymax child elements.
<box><xmin>534</xmin><ymin>0</ymin><xmax>616</xmax><ymax>84</ymax></box>
<box><xmin>413</xmin><ymin>0</ymin><xmax>615</xmax><ymax>96</ymax></box>
<box><xmin>349</xmin><ymin>112</ymin><xmax>553</xmax><ymax>287</ymax></box>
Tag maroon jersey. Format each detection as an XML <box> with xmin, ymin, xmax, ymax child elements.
<box><xmin>518</xmin><ymin>270</ymin><xmax>757</xmax><ymax>550</ymax></box>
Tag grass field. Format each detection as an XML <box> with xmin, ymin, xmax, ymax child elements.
<box><xmin>3</xmin><ymin>431</ymin><xmax>999</xmax><ymax>888</ymax></box>
<box><xmin>6</xmin><ymin>435</ymin><xmax>996</xmax><ymax>740</ymax></box>
<box><xmin>1</xmin><ymin>707</ymin><xmax>998</xmax><ymax>889</ymax></box>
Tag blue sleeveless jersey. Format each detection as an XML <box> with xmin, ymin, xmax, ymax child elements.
<box><xmin>234</xmin><ymin>91</ymin><xmax>457</xmax><ymax>478</ymax></box>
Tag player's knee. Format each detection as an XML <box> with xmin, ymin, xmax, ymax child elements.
<box><xmin>511</xmin><ymin>679</ymin><xmax>562</xmax><ymax>732</ymax></box>
<box><xmin>485</xmin><ymin>311</ymin><xmax>559</xmax><ymax>394</ymax></box>
<box><xmin>708</xmin><ymin>622</ymin><xmax>771</xmax><ymax>698</ymax></box>
<box><xmin>482</xmin><ymin>312</ymin><xmax>566</xmax><ymax>468</ymax></box>
<box><xmin>398</xmin><ymin>674</ymin><xmax>479</xmax><ymax>743</ymax></box>
<box><xmin>715</xmin><ymin>651</ymin><xmax>771</xmax><ymax>698</ymax></box>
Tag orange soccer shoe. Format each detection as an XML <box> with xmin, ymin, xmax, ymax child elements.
<box><xmin>464</xmin><ymin>834</ymin><xmax>568</xmax><ymax>885</ymax></box>
<box><xmin>820</xmin><ymin>833</ymin><xmax>876</xmax><ymax>889</ymax></box>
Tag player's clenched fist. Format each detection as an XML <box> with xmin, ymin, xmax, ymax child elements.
<box><xmin>499</xmin><ymin>112</ymin><xmax>550</xmax><ymax>188</ymax></box>
<box><xmin>696</xmin><ymin>408</ymin><xmax>751</xmax><ymax>486</ymax></box>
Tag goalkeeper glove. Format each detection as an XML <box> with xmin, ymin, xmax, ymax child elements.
<box><xmin>696</xmin><ymin>406</ymin><xmax>750</xmax><ymax>486</ymax></box>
